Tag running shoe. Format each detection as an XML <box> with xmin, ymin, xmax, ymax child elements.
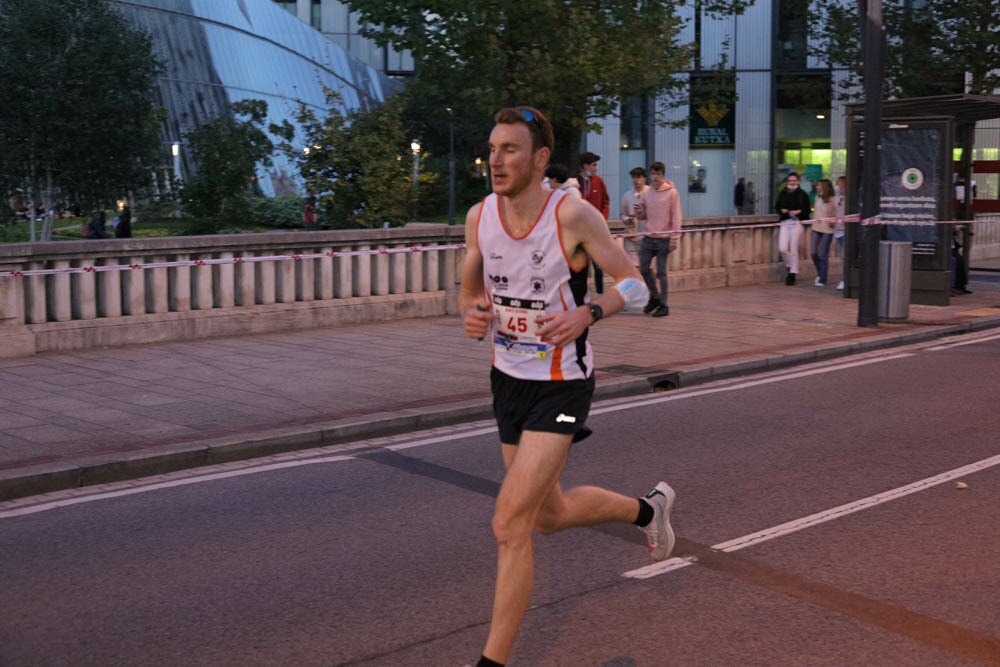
<box><xmin>640</xmin><ymin>481</ymin><xmax>676</xmax><ymax>561</ymax></box>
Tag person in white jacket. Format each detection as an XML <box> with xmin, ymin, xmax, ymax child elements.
<box><xmin>619</xmin><ymin>166</ymin><xmax>649</xmax><ymax>267</ymax></box>
<box><xmin>543</xmin><ymin>163</ymin><xmax>582</xmax><ymax>198</ymax></box>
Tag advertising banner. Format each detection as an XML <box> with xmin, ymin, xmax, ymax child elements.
<box><xmin>881</xmin><ymin>126</ymin><xmax>943</xmax><ymax>255</ymax></box>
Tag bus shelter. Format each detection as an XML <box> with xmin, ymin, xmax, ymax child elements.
<box><xmin>843</xmin><ymin>94</ymin><xmax>1000</xmax><ymax>305</ymax></box>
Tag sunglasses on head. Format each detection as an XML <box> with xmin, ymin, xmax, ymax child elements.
<box><xmin>516</xmin><ymin>107</ymin><xmax>538</xmax><ymax>123</ymax></box>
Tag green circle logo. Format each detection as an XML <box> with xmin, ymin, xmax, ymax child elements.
<box><xmin>902</xmin><ymin>168</ymin><xmax>924</xmax><ymax>190</ymax></box>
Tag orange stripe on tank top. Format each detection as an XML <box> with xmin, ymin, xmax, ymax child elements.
<box><xmin>550</xmin><ymin>290</ymin><xmax>569</xmax><ymax>380</ymax></box>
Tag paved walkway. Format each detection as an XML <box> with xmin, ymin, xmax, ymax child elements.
<box><xmin>2</xmin><ymin>274</ymin><xmax>999</xmax><ymax>500</ymax></box>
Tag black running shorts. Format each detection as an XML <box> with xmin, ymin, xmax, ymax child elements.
<box><xmin>490</xmin><ymin>367</ymin><xmax>595</xmax><ymax>445</ymax></box>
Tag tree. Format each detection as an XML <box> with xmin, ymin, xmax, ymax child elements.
<box><xmin>289</xmin><ymin>92</ymin><xmax>434</xmax><ymax>228</ymax></box>
<box><xmin>812</xmin><ymin>0</ymin><xmax>1000</xmax><ymax>99</ymax></box>
<box><xmin>0</xmin><ymin>0</ymin><xmax>163</xmax><ymax>209</ymax></box>
<box><xmin>181</xmin><ymin>99</ymin><xmax>291</xmax><ymax>231</ymax></box>
<box><xmin>343</xmin><ymin>0</ymin><xmax>752</xmax><ymax>163</ymax></box>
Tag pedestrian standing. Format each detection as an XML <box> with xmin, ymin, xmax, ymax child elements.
<box><xmin>741</xmin><ymin>181</ymin><xmax>758</xmax><ymax>215</ymax></box>
<box><xmin>734</xmin><ymin>177</ymin><xmax>746</xmax><ymax>215</ymax></box>
<box><xmin>774</xmin><ymin>172</ymin><xmax>811</xmax><ymax>285</ymax></box>
<box><xmin>303</xmin><ymin>195</ymin><xmax>317</xmax><ymax>230</ymax></box>
<box><xmin>459</xmin><ymin>106</ymin><xmax>676</xmax><ymax>667</ymax></box>
<box><xmin>634</xmin><ymin>161</ymin><xmax>683</xmax><ymax>316</ymax></box>
<box><xmin>575</xmin><ymin>152</ymin><xmax>610</xmax><ymax>294</ymax></box>
<box><xmin>84</xmin><ymin>210</ymin><xmax>108</xmax><ymax>239</ymax></box>
<box><xmin>833</xmin><ymin>175</ymin><xmax>847</xmax><ymax>290</ymax></box>
<box><xmin>116</xmin><ymin>206</ymin><xmax>133</xmax><ymax>238</ymax></box>
<box><xmin>619</xmin><ymin>167</ymin><xmax>649</xmax><ymax>267</ymax></box>
<box><xmin>543</xmin><ymin>163</ymin><xmax>582</xmax><ymax>199</ymax></box>
<box><xmin>810</xmin><ymin>179</ymin><xmax>836</xmax><ymax>287</ymax></box>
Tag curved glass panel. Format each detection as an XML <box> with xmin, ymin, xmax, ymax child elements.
<box><xmin>114</xmin><ymin>0</ymin><xmax>400</xmax><ymax>195</ymax></box>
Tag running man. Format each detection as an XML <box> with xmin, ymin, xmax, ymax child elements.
<box><xmin>459</xmin><ymin>106</ymin><xmax>677</xmax><ymax>667</ymax></box>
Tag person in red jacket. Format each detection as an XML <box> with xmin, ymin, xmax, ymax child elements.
<box><xmin>575</xmin><ymin>152</ymin><xmax>610</xmax><ymax>293</ymax></box>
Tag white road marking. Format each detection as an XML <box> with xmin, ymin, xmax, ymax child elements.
<box><xmin>0</xmin><ymin>456</ymin><xmax>356</xmax><ymax>519</ymax></box>
<box><xmin>0</xmin><ymin>350</ymin><xmax>931</xmax><ymax>519</ymax></box>
<box><xmin>386</xmin><ymin>425</ymin><xmax>496</xmax><ymax>451</ymax></box>
<box><xmin>925</xmin><ymin>331</ymin><xmax>1000</xmax><ymax>351</ymax></box>
<box><xmin>623</xmin><ymin>453</ymin><xmax>1000</xmax><ymax>580</ymax></box>
<box><xmin>592</xmin><ymin>353</ymin><xmax>913</xmax><ymax>417</ymax></box>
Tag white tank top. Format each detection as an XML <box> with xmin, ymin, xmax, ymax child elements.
<box><xmin>477</xmin><ymin>189</ymin><xmax>594</xmax><ymax>381</ymax></box>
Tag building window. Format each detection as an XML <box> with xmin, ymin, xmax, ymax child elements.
<box><xmin>775</xmin><ymin>72</ymin><xmax>832</xmax><ymax>187</ymax></box>
<box><xmin>620</xmin><ymin>96</ymin><xmax>647</xmax><ymax>150</ymax></box>
<box><xmin>776</xmin><ymin>0</ymin><xmax>809</xmax><ymax>70</ymax></box>
<box><xmin>311</xmin><ymin>0</ymin><xmax>321</xmax><ymax>30</ymax></box>
<box><xmin>274</xmin><ymin>1</ymin><xmax>296</xmax><ymax>16</ymax></box>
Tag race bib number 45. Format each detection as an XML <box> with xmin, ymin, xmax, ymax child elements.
<box><xmin>492</xmin><ymin>294</ymin><xmax>548</xmax><ymax>358</ymax></box>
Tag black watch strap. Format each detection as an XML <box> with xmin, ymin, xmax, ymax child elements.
<box><xmin>587</xmin><ymin>303</ymin><xmax>603</xmax><ymax>324</ymax></box>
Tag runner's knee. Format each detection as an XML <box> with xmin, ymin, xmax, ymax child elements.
<box><xmin>492</xmin><ymin>507</ymin><xmax>534</xmax><ymax>545</ymax></box>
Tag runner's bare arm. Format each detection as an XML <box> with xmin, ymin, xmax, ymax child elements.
<box><xmin>459</xmin><ymin>203</ymin><xmax>492</xmax><ymax>340</ymax></box>
<box><xmin>536</xmin><ymin>199</ymin><xmax>644</xmax><ymax>347</ymax></box>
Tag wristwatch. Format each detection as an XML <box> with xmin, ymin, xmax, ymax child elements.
<box><xmin>587</xmin><ymin>303</ymin><xmax>604</xmax><ymax>324</ymax></box>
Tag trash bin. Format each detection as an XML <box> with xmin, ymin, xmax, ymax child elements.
<box><xmin>878</xmin><ymin>241</ymin><xmax>912</xmax><ymax>321</ymax></box>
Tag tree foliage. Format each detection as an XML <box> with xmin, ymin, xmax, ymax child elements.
<box><xmin>344</xmin><ymin>0</ymin><xmax>751</xmax><ymax>161</ymax></box>
<box><xmin>812</xmin><ymin>0</ymin><xmax>1000</xmax><ymax>99</ymax></box>
<box><xmin>289</xmin><ymin>93</ymin><xmax>433</xmax><ymax>228</ymax></box>
<box><xmin>0</xmin><ymin>0</ymin><xmax>163</xmax><ymax>208</ymax></box>
<box><xmin>180</xmin><ymin>99</ymin><xmax>292</xmax><ymax>231</ymax></box>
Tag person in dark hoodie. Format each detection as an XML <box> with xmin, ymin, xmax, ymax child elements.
<box><xmin>774</xmin><ymin>172</ymin><xmax>811</xmax><ymax>285</ymax></box>
<box><xmin>115</xmin><ymin>206</ymin><xmax>132</xmax><ymax>238</ymax></box>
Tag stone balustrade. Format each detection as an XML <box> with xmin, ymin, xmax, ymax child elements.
<box><xmin>1</xmin><ymin>215</ymin><xmax>997</xmax><ymax>358</ymax></box>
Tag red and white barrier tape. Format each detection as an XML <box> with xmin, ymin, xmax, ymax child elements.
<box><xmin>613</xmin><ymin>214</ymin><xmax>974</xmax><ymax>239</ymax></box>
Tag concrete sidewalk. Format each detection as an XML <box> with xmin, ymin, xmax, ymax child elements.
<box><xmin>2</xmin><ymin>275</ymin><xmax>999</xmax><ymax>500</ymax></box>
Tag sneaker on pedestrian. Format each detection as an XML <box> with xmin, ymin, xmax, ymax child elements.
<box><xmin>640</xmin><ymin>482</ymin><xmax>676</xmax><ymax>561</ymax></box>
<box><xmin>785</xmin><ymin>272</ymin><xmax>796</xmax><ymax>286</ymax></box>
<box><xmin>652</xmin><ymin>305</ymin><xmax>669</xmax><ymax>317</ymax></box>
<box><xmin>814</xmin><ymin>277</ymin><xmax>825</xmax><ymax>287</ymax></box>
<box><xmin>642</xmin><ymin>298</ymin><xmax>659</xmax><ymax>314</ymax></box>
<box><xmin>836</xmin><ymin>280</ymin><xmax>844</xmax><ymax>291</ymax></box>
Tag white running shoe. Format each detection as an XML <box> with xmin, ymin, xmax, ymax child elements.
<box><xmin>814</xmin><ymin>277</ymin><xmax>825</xmax><ymax>287</ymax></box>
<box><xmin>639</xmin><ymin>482</ymin><xmax>676</xmax><ymax>561</ymax></box>
<box><xmin>836</xmin><ymin>280</ymin><xmax>844</xmax><ymax>290</ymax></box>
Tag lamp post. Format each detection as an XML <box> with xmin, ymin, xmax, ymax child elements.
<box><xmin>410</xmin><ymin>140</ymin><xmax>421</xmax><ymax>220</ymax></box>
<box><xmin>171</xmin><ymin>141</ymin><xmax>182</xmax><ymax>184</ymax></box>
<box><xmin>857</xmin><ymin>0</ymin><xmax>884</xmax><ymax>327</ymax></box>
<box><xmin>475</xmin><ymin>156</ymin><xmax>489</xmax><ymax>193</ymax></box>
<box><xmin>171</xmin><ymin>142</ymin><xmax>182</xmax><ymax>217</ymax></box>
<box><xmin>447</xmin><ymin>107</ymin><xmax>456</xmax><ymax>225</ymax></box>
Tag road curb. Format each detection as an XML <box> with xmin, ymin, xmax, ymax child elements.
<box><xmin>2</xmin><ymin>317</ymin><xmax>999</xmax><ymax>502</ymax></box>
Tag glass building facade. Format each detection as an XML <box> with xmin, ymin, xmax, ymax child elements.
<box><xmin>580</xmin><ymin>0</ymin><xmax>1000</xmax><ymax>220</ymax></box>
<box><xmin>271</xmin><ymin>0</ymin><xmax>414</xmax><ymax>75</ymax></box>
<box><xmin>114</xmin><ymin>0</ymin><xmax>401</xmax><ymax>195</ymax></box>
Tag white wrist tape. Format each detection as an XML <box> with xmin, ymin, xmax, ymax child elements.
<box><xmin>612</xmin><ymin>278</ymin><xmax>649</xmax><ymax>311</ymax></box>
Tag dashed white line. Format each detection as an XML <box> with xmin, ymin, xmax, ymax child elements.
<box><xmin>623</xmin><ymin>453</ymin><xmax>1000</xmax><ymax>580</ymax></box>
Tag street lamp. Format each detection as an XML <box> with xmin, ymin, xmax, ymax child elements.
<box><xmin>410</xmin><ymin>140</ymin><xmax>421</xmax><ymax>220</ymax></box>
<box><xmin>447</xmin><ymin>107</ymin><xmax>456</xmax><ymax>226</ymax></box>
<box><xmin>475</xmin><ymin>157</ymin><xmax>487</xmax><ymax>192</ymax></box>
<box><xmin>171</xmin><ymin>141</ymin><xmax>181</xmax><ymax>184</ymax></box>
<box><xmin>171</xmin><ymin>142</ymin><xmax>182</xmax><ymax>217</ymax></box>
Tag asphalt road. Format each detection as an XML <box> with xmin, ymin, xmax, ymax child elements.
<box><xmin>2</xmin><ymin>332</ymin><xmax>999</xmax><ymax>666</ymax></box>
